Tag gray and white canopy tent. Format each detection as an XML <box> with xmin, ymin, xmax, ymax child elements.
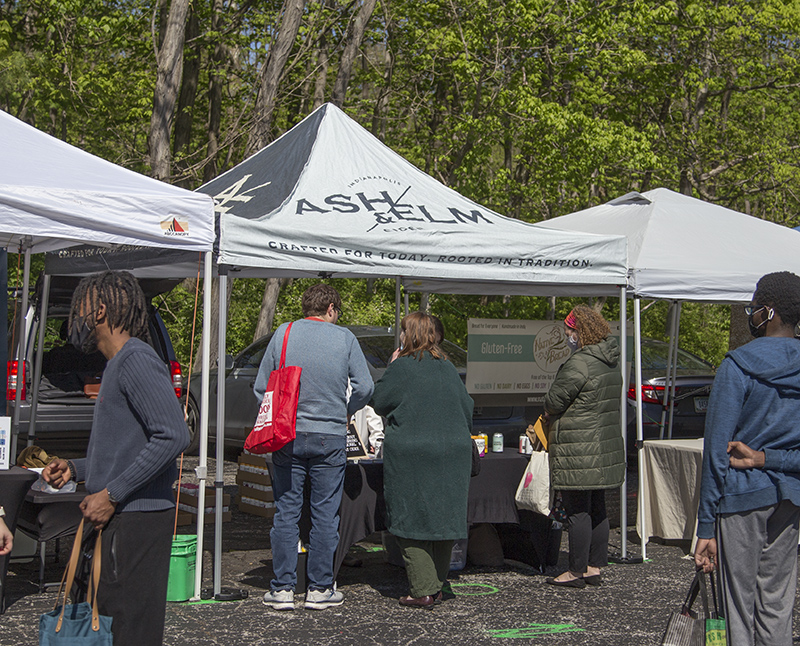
<box><xmin>196</xmin><ymin>102</ymin><xmax>629</xmax><ymax>596</ymax></box>
<box><xmin>0</xmin><ymin>110</ymin><xmax>216</xmax><ymax>598</ymax></box>
<box><xmin>540</xmin><ymin>187</ymin><xmax>800</xmax><ymax>558</ymax></box>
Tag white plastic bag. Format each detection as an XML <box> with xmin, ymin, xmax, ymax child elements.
<box><xmin>514</xmin><ymin>450</ymin><xmax>552</xmax><ymax>516</ymax></box>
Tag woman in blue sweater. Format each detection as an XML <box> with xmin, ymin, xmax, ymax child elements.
<box><xmin>695</xmin><ymin>272</ymin><xmax>800</xmax><ymax>646</ymax></box>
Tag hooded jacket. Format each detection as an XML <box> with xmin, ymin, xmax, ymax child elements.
<box><xmin>696</xmin><ymin>337</ymin><xmax>800</xmax><ymax>539</ymax></box>
<box><xmin>544</xmin><ymin>336</ymin><xmax>625</xmax><ymax>490</ymax></box>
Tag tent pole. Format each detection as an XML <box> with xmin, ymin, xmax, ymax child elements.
<box><xmin>660</xmin><ymin>302</ymin><xmax>679</xmax><ymax>438</ymax></box>
<box><xmin>667</xmin><ymin>302</ymin><xmax>682</xmax><ymax>438</ymax></box>
<box><xmin>394</xmin><ymin>278</ymin><xmax>401</xmax><ymax>347</ymax></box>
<box><xmin>27</xmin><ymin>273</ymin><xmax>50</xmax><ymax>446</ymax></box>
<box><xmin>634</xmin><ymin>297</ymin><xmax>646</xmax><ymax>561</ymax></box>
<box><xmin>619</xmin><ymin>286</ymin><xmax>628</xmax><ymax>560</ymax></box>
<box><xmin>193</xmin><ymin>251</ymin><xmax>213</xmax><ymax>600</ymax></box>
<box><xmin>404</xmin><ymin>290</ymin><xmax>409</xmax><ymax>316</ymax></box>
<box><xmin>213</xmin><ymin>270</ymin><xmax>228</xmax><ymax>598</ymax></box>
<box><xmin>11</xmin><ymin>243</ymin><xmax>32</xmax><ymax>462</ymax></box>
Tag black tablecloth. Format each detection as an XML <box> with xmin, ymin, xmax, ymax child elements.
<box><xmin>334</xmin><ymin>451</ymin><xmax>530</xmax><ymax>576</ymax></box>
<box><xmin>0</xmin><ymin>467</ymin><xmax>38</xmax><ymax>613</ymax></box>
<box><xmin>263</xmin><ymin>451</ymin><xmax>531</xmax><ymax>579</ymax></box>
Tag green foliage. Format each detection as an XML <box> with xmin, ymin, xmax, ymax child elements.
<box><xmin>6</xmin><ymin>0</ymin><xmax>800</xmax><ymax>370</ymax></box>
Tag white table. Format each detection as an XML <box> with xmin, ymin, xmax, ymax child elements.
<box><xmin>637</xmin><ymin>438</ymin><xmax>704</xmax><ymax>550</ymax></box>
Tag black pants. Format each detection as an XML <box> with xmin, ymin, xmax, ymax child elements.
<box><xmin>561</xmin><ymin>489</ymin><xmax>609</xmax><ymax>574</ymax></box>
<box><xmin>92</xmin><ymin>509</ymin><xmax>174</xmax><ymax>646</ymax></box>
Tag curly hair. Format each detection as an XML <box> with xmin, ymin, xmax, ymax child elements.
<box><xmin>397</xmin><ymin>311</ymin><xmax>445</xmax><ymax>361</ymax></box>
<box><xmin>569</xmin><ymin>305</ymin><xmax>610</xmax><ymax>347</ymax></box>
<box><xmin>753</xmin><ymin>272</ymin><xmax>800</xmax><ymax>328</ymax></box>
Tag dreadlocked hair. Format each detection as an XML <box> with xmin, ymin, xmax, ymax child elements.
<box><xmin>754</xmin><ymin>271</ymin><xmax>800</xmax><ymax>328</ymax></box>
<box><xmin>69</xmin><ymin>271</ymin><xmax>149</xmax><ymax>339</ymax></box>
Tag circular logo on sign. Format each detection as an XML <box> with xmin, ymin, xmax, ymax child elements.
<box><xmin>533</xmin><ymin>323</ymin><xmax>572</xmax><ymax>373</ymax></box>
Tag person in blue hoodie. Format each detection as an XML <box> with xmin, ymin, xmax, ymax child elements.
<box><xmin>695</xmin><ymin>271</ymin><xmax>800</xmax><ymax>646</ymax></box>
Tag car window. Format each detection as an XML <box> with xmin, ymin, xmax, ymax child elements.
<box><xmin>237</xmin><ymin>335</ymin><xmax>272</xmax><ymax>369</ymax></box>
<box><xmin>357</xmin><ymin>336</ymin><xmax>395</xmax><ymax>369</ymax></box>
<box><xmin>442</xmin><ymin>340</ymin><xmax>467</xmax><ymax>370</ymax></box>
<box><xmin>641</xmin><ymin>341</ymin><xmax>713</xmax><ymax>374</ymax></box>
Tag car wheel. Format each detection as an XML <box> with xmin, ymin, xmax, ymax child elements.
<box><xmin>184</xmin><ymin>394</ymin><xmax>201</xmax><ymax>455</ymax></box>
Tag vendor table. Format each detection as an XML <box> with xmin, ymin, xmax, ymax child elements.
<box><xmin>0</xmin><ymin>467</ymin><xmax>38</xmax><ymax>613</ymax></box>
<box><xmin>16</xmin><ymin>485</ymin><xmax>85</xmax><ymax>592</ymax></box>
<box><xmin>335</xmin><ymin>451</ymin><xmax>529</xmax><ymax>576</ymax></box>
<box><xmin>637</xmin><ymin>438</ymin><xmax>703</xmax><ymax>549</ymax></box>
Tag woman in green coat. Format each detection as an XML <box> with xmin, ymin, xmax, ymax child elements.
<box><xmin>371</xmin><ymin>312</ymin><xmax>474</xmax><ymax>609</ymax></box>
<box><xmin>544</xmin><ymin>306</ymin><xmax>625</xmax><ymax>589</ymax></box>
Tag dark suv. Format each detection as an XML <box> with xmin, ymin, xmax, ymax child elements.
<box><xmin>185</xmin><ymin>325</ymin><xmax>535</xmax><ymax>452</ymax></box>
<box><xmin>7</xmin><ymin>276</ymin><xmax>185</xmax><ymax>454</ymax></box>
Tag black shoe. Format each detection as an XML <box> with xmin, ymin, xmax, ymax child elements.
<box><xmin>582</xmin><ymin>575</ymin><xmax>601</xmax><ymax>586</ymax></box>
<box><xmin>545</xmin><ymin>576</ymin><xmax>586</xmax><ymax>589</ymax></box>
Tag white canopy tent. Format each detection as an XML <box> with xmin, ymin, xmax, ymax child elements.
<box><xmin>540</xmin><ymin>187</ymin><xmax>800</xmax><ymax>559</ymax></box>
<box><xmin>195</xmin><ymin>102</ymin><xmax>630</xmax><ymax>596</ymax></box>
<box><xmin>0</xmin><ymin>110</ymin><xmax>216</xmax><ymax>598</ymax></box>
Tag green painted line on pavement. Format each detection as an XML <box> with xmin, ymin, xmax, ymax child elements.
<box><xmin>447</xmin><ymin>582</ymin><xmax>499</xmax><ymax>596</ymax></box>
<box><xmin>486</xmin><ymin>623</ymin><xmax>585</xmax><ymax>638</ymax></box>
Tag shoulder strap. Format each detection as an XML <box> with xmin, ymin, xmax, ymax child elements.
<box><xmin>54</xmin><ymin>519</ymin><xmax>103</xmax><ymax>633</ymax></box>
<box><xmin>279</xmin><ymin>322</ymin><xmax>293</xmax><ymax>370</ymax></box>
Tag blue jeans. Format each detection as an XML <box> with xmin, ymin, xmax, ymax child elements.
<box><xmin>270</xmin><ymin>431</ymin><xmax>346</xmax><ymax>592</ymax></box>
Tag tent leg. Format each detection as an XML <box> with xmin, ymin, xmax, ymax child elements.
<box><xmin>27</xmin><ymin>273</ymin><xmax>50</xmax><ymax>446</ymax></box>
<box><xmin>667</xmin><ymin>303</ymin><xmax>682</xmax><ymax>438</ymax></box>
<box><xmin>635</xmin><ymin>298</ymin><xmax>646</xmax><ymax>562</ymax></box>
<box><xmin>10</xmin><ymin>244</ymin><xmax>32</xmax><ymax>462</ymax></box>
<box><xmin>619</xmin><ymin>287</ymin><xmax>628</xmax><ymax>560</ymax></box>
<box><xmin>394</xmin><ymin>278</ymin><xmax>401</xmax><ymax>347</ymax></box>
<box><xmin>659</xmin><ymin>302</ymin><xmax>679</xmax><ymax>439</ymax></box>
<box><xmin>192</xmin><ymin>252</ymin><xmax>214</xmax><ymax>601</ymax></box>
<box><xmin>210</xmin><ymin>269</ymin><xmax>244</xmax><ymax>602</ymax></box>
<box><xmin>609</xmin><ymin>287</ymin><xmax>642</xmax><ymax>565</ymax></box>
<box><xmin>214</xmin><ymin>271</ymin><xmax>227</xmax><ymax>598</ymax></box>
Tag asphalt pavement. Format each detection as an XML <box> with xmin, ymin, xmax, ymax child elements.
<box><xmin>4</xmin><ymin>457</ymin><xmax>800</xmax><ymax>645</ymax></box>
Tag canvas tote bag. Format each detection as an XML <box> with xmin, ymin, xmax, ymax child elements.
<box><xmin>244</xmin><ymin>322</ymin><xmax>302</xmax><ymax>454</ymax></box>
<box><xmin>39</xmin><ymin>519</ymin><xmax>112</xmax><ymax>645</ymax></box>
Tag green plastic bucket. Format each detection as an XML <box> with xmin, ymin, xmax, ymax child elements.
<box><xmin>166</xmin><ymin>535</ymin><xmax>197</xmax><ymax>602</ymax></box>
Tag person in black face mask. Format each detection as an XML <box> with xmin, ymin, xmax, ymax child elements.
<box><xmin>695</xmin><ymin>271</ymin><xmax>800</xmax><ymax>646</ymax></box>
<box><xmin>42</xmin><ymin>270</ymin><xmax>189</xmax><ymax>646</ymax></box>
<box><xmin>68</xmin><ymin>307</ymin><xmax>100</xmax><ymax>353</ymax></box>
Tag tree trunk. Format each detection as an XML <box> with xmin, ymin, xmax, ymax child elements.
<box><xmin>252</xmin><ymin>278</ymin><xmax>289</xmax><ymax>341</ymax></box>
<box><xmin>172</xmin><ymin>7</ymin><xmax>200</xmax><ymax>188</ymax></box>
<box><xmin>203</xmin><ymin>0</ymin><xmax>226</xmax><ymax>183</ymax></box>
<box><xmin>148</xmin><ymin>0</ymin><xmax>191</xmax><ymax>181</ymax></box>
<box><xmin>247</xmin><ymin>0</ymin><xmax>305</xmax><ymax>154</ymax></box>
<box><xmin>312</xmin><ymin>34</ymin><xmax>329</xmax><ymax>110</ymax></box>
<box><xmin>331</xmin><ymin>0</ymin><xmax>378</xmax><ymax>107</ymax></box>
<box><xmin>192</xmin><ymin>277</ymin><xmax>233</xmax><ymax>373</ymax></box>
<box><xmin>729</xmin><ymin>305</ymin><xmax>750</xmax><ymax>352</ymax></box>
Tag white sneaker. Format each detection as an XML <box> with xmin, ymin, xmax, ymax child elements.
<box><xmin>304</xmin><ymin>587</ymin><xmax>344</xmax><ymax>610</ymax></box>
<box><xmin>262</xmin><ymin>589</ymin><xmax>294</xmax><ymax>610</ymax></box>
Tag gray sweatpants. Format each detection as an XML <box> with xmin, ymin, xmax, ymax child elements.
<box><xmin>717</xmin><ymin>500</ymin><xmax>800</xmax><ymax>646</ymax></box>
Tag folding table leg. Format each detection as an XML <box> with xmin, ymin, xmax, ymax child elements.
<box><xmin>38</xmin><ymin>541</ymin><xmax>45</xmax><ymax>594</ymax></box>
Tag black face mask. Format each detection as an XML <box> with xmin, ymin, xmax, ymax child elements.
<box><xmin>748</xmin><ymin>306</ymin><xmax>773</xmax><ymax>338</ymax></box>
<box><xmin>69</xmin><ymin>312</ymin><xmax>98</xmax><ymax>353</ymax></box>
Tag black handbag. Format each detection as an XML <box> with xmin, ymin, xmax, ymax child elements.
<box><xmin>661</xmin><ymin>569</ymin><xmax>726</xmax><ymax>646</ymax></box>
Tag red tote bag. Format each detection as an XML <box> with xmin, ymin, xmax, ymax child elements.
<box><xmin>244</xmin><ymin>322</ymin><xmax>302</xmax><ymax>454</ymax></box>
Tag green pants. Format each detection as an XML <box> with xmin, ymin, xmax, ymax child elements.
<box><xmin>395</xmin><ymin>536</ymin><xmax>454</xmax><ymax>598</ymax></box>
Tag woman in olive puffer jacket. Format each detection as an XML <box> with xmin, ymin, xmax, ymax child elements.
<box><xmin>543</xmin><ymin>306</ymin><xmax>625</xmax><ymax>589</ymax></box>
